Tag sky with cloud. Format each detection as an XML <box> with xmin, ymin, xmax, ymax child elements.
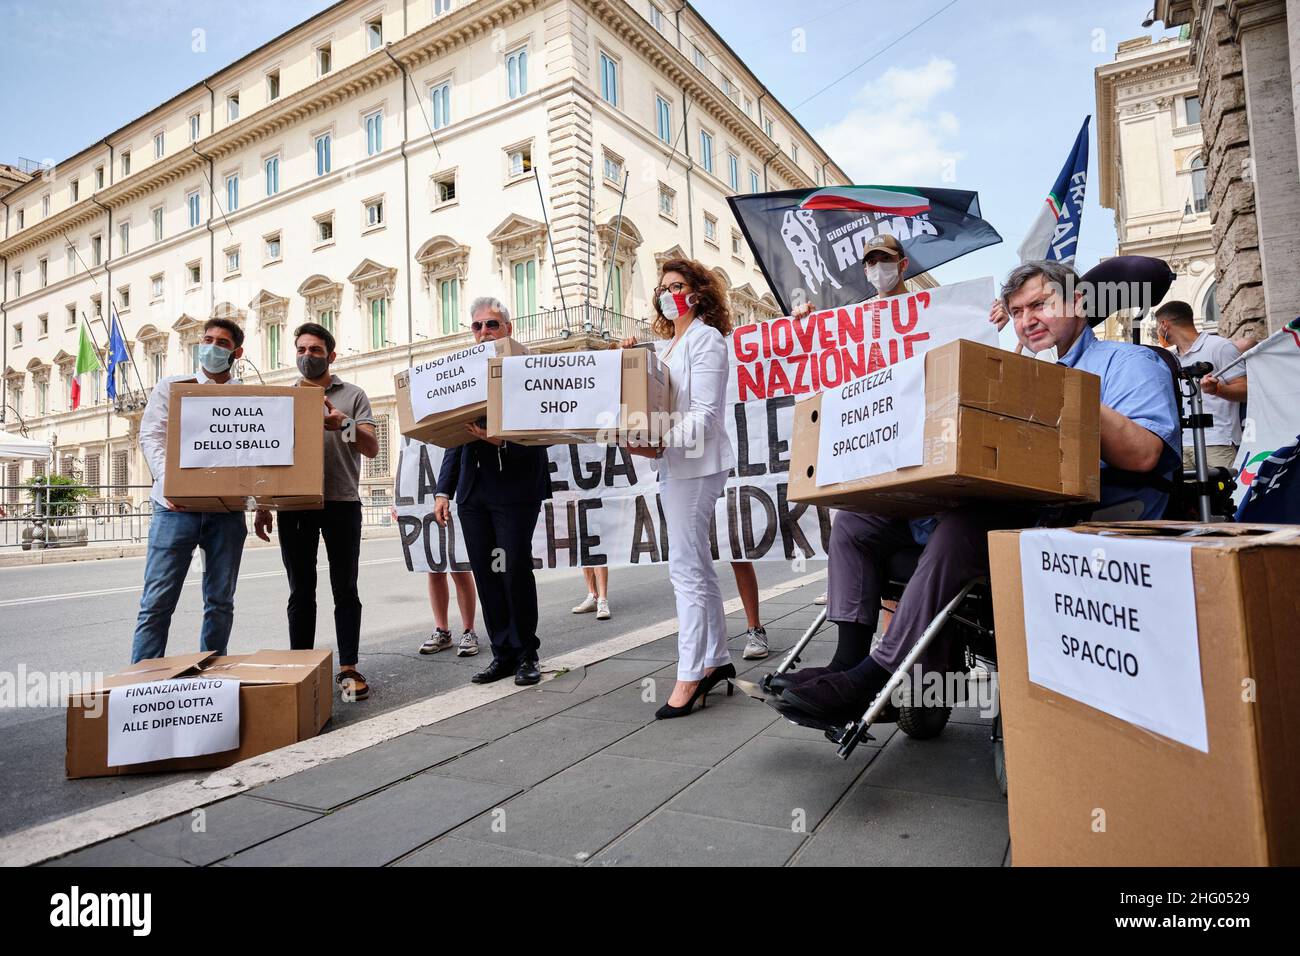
<box><xmin>0</xmin><ymin>0</ymin><xmax>1180</xmax><ymax>291</ymax></box>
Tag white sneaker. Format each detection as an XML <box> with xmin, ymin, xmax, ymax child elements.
<box><xmin>814</xmin><ymin>591</ymin><xmax>828</xmax><ymax>605</ymax></box>
<box><xmin>596</xmin><ymin>598</ymin><xmax>611</xmax><ymax>620</ymax></box>
<box><xmin>456</xmin><ymin>629</ymin><xmax>480</xmax><ymax>657</ymax></box>
<box><xmin>742</xmin><ymin>626</ymin><xmax>769</xmax><ymax>660</ymax></box>
<box><xmin>420</xmin><ymin>628</ymin><xmax>453</xmax><ymax>654</ymax></box>
<box><xmin>572</xmin><ymin>593</ymin><xmax>598</xmax><ymax>613</ymax></box>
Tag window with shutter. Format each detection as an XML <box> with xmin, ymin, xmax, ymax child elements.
<box><xmin>112</xmin><ymin>451</ymin><xmax>128</xmax><ymax>495</ymax></box>
<box><xmin>85</xmin><ymin>455</ymin><xmax>101</xmax><ymax>492</ymax></box>
<box><xmin>366</xmin><ymin>417</ymin><xmax>391</xmax><ymax>478</ymax></box>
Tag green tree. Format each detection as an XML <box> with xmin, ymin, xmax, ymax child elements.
<box><xmin>24</xmin><ymin>474</ymin><xmax>91</xmax><ymax>518</ymax></box>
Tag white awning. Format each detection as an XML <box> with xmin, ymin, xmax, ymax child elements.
<box><xmin>0</xmin><ymin>431</ymin><xmax>52</xmax><ymax>461</ymax></box>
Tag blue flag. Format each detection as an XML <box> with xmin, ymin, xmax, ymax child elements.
<box><xmin>1018</xmin><ymin>117</ymin><xmax>1090</xmax><ymax>264</ymax></box>
<box><xmin>106</xmin><ymin>309</ymin><xmax>129</xmax><ymax>400</ymax></box>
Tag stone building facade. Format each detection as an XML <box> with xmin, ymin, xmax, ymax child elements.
<box><xmin>1156</xmin><ymin>0</ymin><xmax>1300</xmax><ymax>340</ymax></box>
<box><xmin>1096</xmin><ymin>34</ymin><xmax>1218</xmax><ymax>342</ymax></box>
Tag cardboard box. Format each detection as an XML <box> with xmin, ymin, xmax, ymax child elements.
<box><xmin>788</xmin><ymin>339</ymin><xmax>1100</xmax><ymax>517</ymax></box>
<box><xmin>394</xmin><ymin>337</ymin><xmax>529</xmax><ymax>448</ymax></box>
<box><xmin>989</xmin><ymin>522</ymin><xmax>1300</xmax><ymax>865</ymax></box>
<box><xmin>163</xmin><ymin>383</ymin><xmax>325</xmax><ymax>512</ymax></box>
<box><xmin>66</xmin><ymin>649</ymin><xmax>333</xmax><ymax>779</ymax></box>
<box><xmin>486</xmin><ymin>346</ymin><xmax>672</xmax><ymax>446</ymax></box>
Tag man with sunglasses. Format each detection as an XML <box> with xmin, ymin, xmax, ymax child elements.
<box><xmin>433</xmin><ymin>297</ymin><xmax>551</xmax><ymax>686</ymax></box>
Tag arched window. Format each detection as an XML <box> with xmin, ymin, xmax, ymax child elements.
<box><xmin>1190</xmin><ymin>155</ymin><xmax>1207</xmax><ymax>213</ymax></box>
<box><xmin>1201</xmin><ymin>280</ymin><xmax>1218</xmax><ymax>331</ymax></box>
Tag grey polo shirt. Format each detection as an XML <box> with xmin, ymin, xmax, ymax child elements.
<box><xmin>298</xmin><ymin>375</ymin><xmax>376</xmax><ymax>502</ymax></box>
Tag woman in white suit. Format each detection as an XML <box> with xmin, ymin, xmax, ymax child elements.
<box><xmin>621</xmin><ymin>259</ymin><xmax>737</xmax><ymax>718</ymax></box>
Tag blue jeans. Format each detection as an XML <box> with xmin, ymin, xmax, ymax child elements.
<box><xmin>130</xmin><ymin>503</ymin><xmax>248</xmax><ymax>663</ymax></box>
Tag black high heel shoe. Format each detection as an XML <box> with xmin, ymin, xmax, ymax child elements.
<box><xmin>655</xmin><ymin>663</ymin><xmax>737</xmax><ymax>720</ymax></box>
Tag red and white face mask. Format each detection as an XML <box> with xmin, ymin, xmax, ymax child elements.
<box><xmin>658</xmin><ymin>290</ymin><xmax>697</xmax><ymax>321</ymax></box>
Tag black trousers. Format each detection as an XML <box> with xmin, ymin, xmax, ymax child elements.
<box><xmin>278</xmin><ymin>500</ymin><xmax>363</xmax><ymax>667</ymax></box>
<box><xmin>457</xmin><ymin>498</ymin><xmax>543</xmax><ymax>664</ymax></box>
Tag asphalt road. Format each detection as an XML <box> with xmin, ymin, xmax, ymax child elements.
<box><xmin>0</xmin><ymin>535</ymin><xmax>816</xmax><ymax>838</ymax></box>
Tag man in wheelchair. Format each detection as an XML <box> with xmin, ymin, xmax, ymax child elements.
<box><xmin>773</xmin><ymin>260</ymin><xmax>1183</xmax><ymax>725</ymax></box>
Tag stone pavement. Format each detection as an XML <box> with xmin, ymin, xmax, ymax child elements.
<box><xmin>43</xmin><ymin>582</ymin><xmax>1009</xmax><ymax>867</ymax></box>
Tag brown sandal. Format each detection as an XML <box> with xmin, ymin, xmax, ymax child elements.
<box><xmin>336</xmin><ymin>670</ymin><xmax>370</xmax><ymax>702</ymax></box>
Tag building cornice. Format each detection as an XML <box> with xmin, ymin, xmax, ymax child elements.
<box><xmin>0</xmin><ymin>0</ymin><xmax>543</xmax><ymax>259</ymax></box>
<box><xmin>583</xmin><ymin>0</ymin><xmax>829</xmax><ymax>189</ymax></box>
<box><xmin>1095</xmin><ymin>38</ymin><xmax>1196</xmax><ymax>210</ymax></box>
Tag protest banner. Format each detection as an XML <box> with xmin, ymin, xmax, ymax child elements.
<box><xmin>394</xmin><ymin>277</ymin><xmax>998</xmax><ymax>570</ymax></box>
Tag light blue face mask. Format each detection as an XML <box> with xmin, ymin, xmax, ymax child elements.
<box><xmin>197</xmin><ymin>343</ymin><xmax>233</xmax><ymax>374</ymax></box>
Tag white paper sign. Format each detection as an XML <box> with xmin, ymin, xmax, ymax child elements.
<box><xmin>500</xmin><ymin>350</ymin><xmax>622</xmax><ymax>432</ymax></box>
<box><xmin>106</xmin><ymin>677</ymin><xmax>241</xmax><ymax>766</ymax></box>
<box><xmin>1018</xmin><ymin>529</ymin><xmax>1207</xmax><ymax>752</ymax></box>
<box><xmin>409</xmin><ymin>343</ymin><xmax>492</xmax><ymax>420</ymax></box>
<box><xmin>814</xmin><ymin>352</ymin><xmax>926</xmax><ymax>486</ymax></box>
<box><xmin>179</xmin><ymin>395</ymin><xmax>295</xmax><ymax>468</ymax></box>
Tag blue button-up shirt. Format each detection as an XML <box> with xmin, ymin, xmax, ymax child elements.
<box><xmin>1057</xmin><ymin>325</ymin><xmax>1181</xmax><ymax>519</ymax></box>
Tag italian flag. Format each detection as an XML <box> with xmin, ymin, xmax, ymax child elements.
<box><xmin>70</xmin><ymin>320</ymin><xmax>102</xmax><ymax>410</ymax></box>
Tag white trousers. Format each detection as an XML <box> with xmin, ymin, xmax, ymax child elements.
<box><xmin>661</xmin><ymin>469</ymin><xmax>731</xmax><ymax>681</ymax></box>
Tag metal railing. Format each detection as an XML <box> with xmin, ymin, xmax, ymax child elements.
<box><xmin>508</xmin><ymin>304</ymin><xmax>653</xmax><ymax>346</ymax></box>
<box><xmin>1</xmin><ymin>482</ymin><xmax>155</xmax><ymax>551</ymax></box>
<box><xmin>2</xmin><ymin>480</ymin><xmax>402</xmax><ymax>551</ymax></box>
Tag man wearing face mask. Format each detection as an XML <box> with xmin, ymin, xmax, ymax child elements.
<box><xmin>131</xmin><ymin>318</ymin><xmax>250</xmax><ymax>663</ymax></box>
<box><xmin>254</xmin><ymin>323</ymin><xmax>379</xmax><ymax>702</ymax></box>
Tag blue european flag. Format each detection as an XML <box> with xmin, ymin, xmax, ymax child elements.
<box><xmin>106</xmin><ymin>309</ymin><xmax>130</xmax><ymax>400</ymax></box>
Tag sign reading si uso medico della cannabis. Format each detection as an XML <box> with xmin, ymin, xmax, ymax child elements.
<box><xmin>409</xmin><ymin>342</ymin><xmax>493</xmax><ymax>419</ymax></box>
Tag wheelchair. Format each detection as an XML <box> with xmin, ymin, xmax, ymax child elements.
<box><xmin>763</xmin><ymin>333</ymin><xmax>1238</xmax><ymax>793</ymax></box>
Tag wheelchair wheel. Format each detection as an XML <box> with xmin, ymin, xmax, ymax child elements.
<box><xmin>896</xmin><ymin>703</ymin><xmax>950</xmax><ymax>740</ymax></box>
<box><xmin>992</xmin><ymin>713</ymin><xmax>1008</xmax><ymax>796</ymax></box>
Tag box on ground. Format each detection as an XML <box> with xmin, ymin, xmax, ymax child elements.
<box><xmin>789</xmin><ymin>339</ymin><xmax>1100</xmax><ymax>517</ymax></box>
<box><xmin>163</xmin><ymin>383</ymin><xmax>324</xmax><ymax>511</ymax></box>
<box><xmin>395</xmin><ymin>337</ymin><xmax>529</xmax><ymax>448</ymax></box>
<box><xmin>66</xmin><ymin>649</ymin><xmax>333</xmax><ymax>779</ymax></box>
<box><xmin>486</xmin><ymin>346</ymin><xmax>671</xmax><ymax>446</ymax></box>
<box><xmin>989</xmin><ymin>521</ymin><xmax>1300</xmax><ymax>865</ymax></box>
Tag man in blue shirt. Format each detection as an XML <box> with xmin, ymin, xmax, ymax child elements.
<box><xmin>777</xmin><ymin>260</ymin><xmax>1180</xmax><ymax>723</ymax></box>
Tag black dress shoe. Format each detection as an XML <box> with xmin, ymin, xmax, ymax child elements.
<box><xmin>471</xmin><ymin>657</ymin><xmax>519</xmax><ymax>684</ymax></box>
<box><xmin>780</xmin><ymin>672</ymin><xmax>870</xmax><ymax>723</ymax></box>
<box><xmin>765</xmin><ymin>666</ymin><xmax>835</xmax><ymax>695</ymax></box>
<box><xmin>514</xmin><ymin>657</ymin><xmax>541</xmax><ymax>686</ymax></box>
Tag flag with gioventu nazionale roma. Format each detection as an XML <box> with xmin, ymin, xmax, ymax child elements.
<box><xmin>70</xmin><ymin>319</ymin><xmax>102</xmax><ymax>410</ymax></box>
<box><xmin>727</xmin><ymin>185</ymin><xmax>1003</xmax><ymax>316</ymax></box>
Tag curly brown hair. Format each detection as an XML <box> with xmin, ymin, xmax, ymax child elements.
<box><xmin>652</xmin><ymin>258</ymin><xmax>733</xmax><ymax>339</ymax></box>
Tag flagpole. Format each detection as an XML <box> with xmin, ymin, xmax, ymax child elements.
<box><xmin>76</xmin><ymin>310</ymin><xmax>111</xmax><ymax>498</ymax></box>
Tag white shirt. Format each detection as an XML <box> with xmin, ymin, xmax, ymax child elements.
<box><xmin>652</xmin><ymin>318</ymin><xmax>736</xmax><ymax>479</ymax></box>
<box><xmin>1173</xmin><ymin>332</ymin><xmax>1245</xmax><ymax>447</ymax></box>
<box><xmin>140</xmin><ymin>367</ymin><xmax>240</xmax><ymax>507</ymax></box>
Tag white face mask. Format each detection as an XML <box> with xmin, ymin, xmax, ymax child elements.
<box><xmin>865</xmin><ymin>261</ymin><xmax>901</xmax><ymax>293</ymax></box>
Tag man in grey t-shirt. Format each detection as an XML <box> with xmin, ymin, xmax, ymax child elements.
<box><xmin>1155</xmin><ymin>300</ymin><xmax>1248</xmax><ymax>470</ymax></box>
<box><xmin>255</xmin><ymin>322</ymin><xmax>379</xmax><ymax>702</ymax></box>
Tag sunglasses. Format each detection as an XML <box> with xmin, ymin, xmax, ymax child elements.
<box><xmin>471</xmin><ymin>319</ymin><xmax>502</xmax><ymax>332</ymax></box>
